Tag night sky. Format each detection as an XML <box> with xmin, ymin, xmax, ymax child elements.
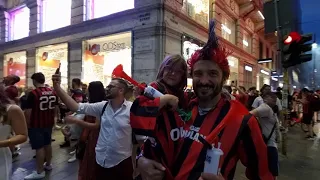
<box><xmin>300</xmin><ymin>0</ymin><xmax>320</xmax><ymax>43</ymax></box>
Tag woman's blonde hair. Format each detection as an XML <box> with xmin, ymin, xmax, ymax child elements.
<box><xmin>156</xmin><ymin>54</ymin><xmax>187</xmax><ymax>90</ymax></box>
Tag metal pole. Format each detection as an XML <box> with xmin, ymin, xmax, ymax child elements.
<box><xmin>274</xmin><ymin>0</ymin><xmax>287</xmax><ymax>156</ymax></box>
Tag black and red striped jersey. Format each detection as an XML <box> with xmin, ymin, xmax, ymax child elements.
<box><xmin>26</xmin><ymin>87</ymin><xmax>58</xmax><ymax>128</ymax></box>
<box><xmin>131</xmin><ymin>94</ymin><xmax>273</xmax><ymax>180</ymax></box>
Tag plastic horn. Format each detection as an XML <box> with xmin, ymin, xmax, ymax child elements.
<box><xmin>112</xmin><ymin>64</ymin><xmax>145</xmax><ymax>90</ymax></box>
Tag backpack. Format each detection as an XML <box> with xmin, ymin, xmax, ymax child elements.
<box><xmin>75</xmin><ymin>101</ymin><xmax>108</xmax><ymax>160</ymax></box>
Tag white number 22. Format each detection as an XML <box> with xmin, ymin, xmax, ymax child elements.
<box><xmin>39</xmin><ymin>96</ymin><xmax>57</xmax><ymax>111</ymax></box>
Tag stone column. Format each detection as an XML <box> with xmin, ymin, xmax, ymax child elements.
<box><xmin>252</xmin><ymin>33</ymin><xmax>259</xmax><ymax>59</ymax></box>
<box><xmin>132</xmin><ymin>25</ymin><xmax>165</xmax><ymax>83</ymax></box>
<box><xmin>68</xmin><ymin>40</ymin><xmax>83</xmax><ymax>87</ymax></box>
<box><xmin>236</xmin><ymin>20</ymin><xmax>243</xmax><ymax>48</ymax></box>
<box><xmin>0</xmin><ymin>10</ymin><xmax>9</xmax><ymax>43</ymax></box>
<box><xmin>212</xmin><ymin>1</ymin><xmax>223</xmax><ymax>37</ymax></box>
<box><xmin>0</xmin><ymin>53</ymin><xmax>4</xmax><ymax>79</ymax></box>
<box><xmin>71</xmin><ymin>0</ymin><xmax>86</xmax><ymax>25</ymax></box>
<box><xmin>26</xmin><ymin>48</ymin><xmax>37</xmax><ymax>87</ymax></box>
<box><xmin>238</xmin><ymin>60</ymin><xmax>244</xmax><ymax>87</ymax></box>
<box><xmin>26</xmin><ymin>0</ymin><xmax>42</xmax><ymax>36</ymax></box>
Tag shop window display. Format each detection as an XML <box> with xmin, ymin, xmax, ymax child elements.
<box><xmin>181</xmin><ymin>0</ymin><xmax>209</xmax><ymax>27</ymax></box>
<box><xmin>36</xmin><ymin>44</ymin><xmax>69</xmax><ymax>89</ymax></box>
<box><xmin>182</xmin><ymin>35</ymin><xmax>204</xmax><ymax>89</ymax></box>
<box><xmin>42</xmin><ymin>0</ymin><xmax>71</xmax><ymax>32</ymax></box>
<box><xmin>9</xmin><ymin>7</ymin><xmax>30</xmax><ymax>40</ymax></box>
<box><xmin>3</xmin><ymin>51</ymin><xmax>27</xmax><ymax>87</ymax></box>
<box><xmin>82</xmin><ymin>32</ymin><xmax>132</xmax><ymax>86</ymax></box>
<box><xmin>88</xmin><ymin>0</ymin><xmax>134</xmax><ymax>19</ymax></box>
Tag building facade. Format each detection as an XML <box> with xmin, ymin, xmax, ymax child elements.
<box><xmin>0</xmin><ymin>0</ymin><xmax>277</xmax><ymax>90</ymax></box>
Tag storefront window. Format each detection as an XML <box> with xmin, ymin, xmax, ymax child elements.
<box><xmin>243</xmin><ymin>32</ymin><xmax>252</xmax><ymax>53</ymax></box>
<box><xmin>88</xmin><ymin>0</ymin><xmax>134</xmax><ymax>20</ymax></box>
<box><xmin>42</xmin><ymin>0</ymin><xmax>71</xmax><ymax>32</ymax></box>
<box><xmin>257</xmin><ymin>69</ymin><xmax>270</xmax><ymax>90</ymax></box>
<box><xmin>182</xmin><ymin>0</ymin><xmax>209</xmax><ymax>27</ymax></box>
<box><xmin>82</xmin><ymin>32</ymin><xmax>132</xmax><ymax>85</ymax></box>
<box><xmin>226</xmin><ymin>56</ymin><xmax>239</xmax><ymax>85</ymax></box>
<box><xmin>244</xmin><ymin>65</ymin><xmax>254</xmax><ymax>89</ymax></box>
<box><xmin>221</xmin><ymin>16</ymin><xmax>235</xmax><ymax>44</ymax></box>
<box><xmin>9</xmin><ymin>7</ymin><xmax>30</xmax><ymax>40</ymax></box>
<box><xmin>3</xmin><ymin>51</ymin><xmax>27</xmax><ymax>87</ymax></box>
<box><xmin>182</xmin><ymin>35</ymin><xmax>204</xmax><ymax>88</ymax></box>
<box><xmin>36</xmin><ymin>44</ymin><xmax>69</xmax><ymax>89</ymax></box>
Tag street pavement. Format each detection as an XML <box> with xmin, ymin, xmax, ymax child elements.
<box><xmin>11</xmin><ymin>130</ymin><xmax>78</xmax><ymax>180</ymax></box>
<box><xmin>10</xmin><ymin>125</ymin><xmax>320</xmax><ymax>180</ymax></box>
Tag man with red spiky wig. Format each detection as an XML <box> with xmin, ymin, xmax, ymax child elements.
<box><xmin>133</xmin><ymin>21</ymin><xmax>273</xmax><ymax>180</ymax></box>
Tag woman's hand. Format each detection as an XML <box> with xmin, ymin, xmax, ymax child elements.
<box><xmin>159</xmin><ymin>94</ymin><xmax>179</xmax><ymax>110</ymax></box>
<box><xmin>137</xmin><ymin>157</ymin><xmax>166</xmax><ymax>180</ymax></box>
<box><xmin>199</xmin><ymin>173</ymin><xmax>224</xmax><ymax>180</ymax></box>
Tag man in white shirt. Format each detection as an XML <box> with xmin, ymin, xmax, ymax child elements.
<box><xmin>52</xmin><ymin>75</ymin><xmax>134</xmax><ymax>180</ymax></box>
<box><xmin>250</xmin><ymin>92</ymin><xmax>279</xmax><ymax>178</ymax></box>
<box><xmin>252</xmin><ymin>84</ymin><xmax>282</xmax><ymax>111</ymax></box>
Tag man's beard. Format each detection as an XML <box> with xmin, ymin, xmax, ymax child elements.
<box><xmin>105</xmin><ymin>91</ymin><xmax>116</xmax><ymax>99</ymax></box>
<box><xmin>194</xmin><ymin>82</ymin><xmax>223</xmax><ymax>101</ymax></box>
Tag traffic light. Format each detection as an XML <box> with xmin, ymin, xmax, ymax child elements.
<box><xmin>282</xmin><ymin>32</ymin><xmax>313</xmax><ymax>68</ymax></box>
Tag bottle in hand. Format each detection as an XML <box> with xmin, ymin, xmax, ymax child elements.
<box><xmin>55</xmin><ymin>63</ymin><xmax>61</xmax><ymax>74</ymax></box>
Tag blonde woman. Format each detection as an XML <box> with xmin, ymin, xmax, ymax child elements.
<box><xmin>0</xmin><ymin>85</ymin><xmax>28</xmax><ymax>180</ymax></box>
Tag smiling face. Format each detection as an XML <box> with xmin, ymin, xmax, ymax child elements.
<box><xmin>192</xmin><ymin>60</ymin><xmax>224</xmax><ymax>101</ymax></box>
<box><xmin>162</xmin><ymin>64</ymin><xmax>184</xmax><ymax>87</ymax></box>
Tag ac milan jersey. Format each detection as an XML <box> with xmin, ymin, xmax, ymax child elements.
<box><xmin>131</xmin><ymin>96</ymin><xmax>272</xmax><ymax>180</ymax></box>
<box><xmin>26</xmin><ymin>87</ymin><xmax>58</xmax><ymax>128</ymax></box>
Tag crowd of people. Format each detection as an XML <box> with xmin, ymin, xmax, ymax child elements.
<box><xmin>1</xmin><ymin>20</ymin><xmax>317</xmax><ymax>180</ymax></box>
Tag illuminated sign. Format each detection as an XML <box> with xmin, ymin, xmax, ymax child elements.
<box><xmin>260</xmin><ymin>69</ymin><xmax>270</xmax><ymax>75</ymax></box>
<box><xmin>245</xmin><ymin>65</ymin><xmax>252</xmax><ymax>72</ymax></box>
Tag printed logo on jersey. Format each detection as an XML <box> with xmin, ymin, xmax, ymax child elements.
<box><xmin>170</xmin><ymin>126</ymin><xmax>206</xmax><ymax>142</ymax></box>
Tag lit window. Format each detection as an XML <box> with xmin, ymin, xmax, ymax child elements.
<box><xmin>243</xmin><ymin>32</ymin><xmax>252</xmax><ymax>53</ymax></box>
<box><xmin>221</xmin><ymin>17</ymin><xmax>235</xmax><ymax>44</ymax></box>
<box><xmin>9</xmin><ymin>7</ymin><xmax>30</xmax><ymax>40</ymax></box>
<box><xmin>42</xmin><ymin>0</ymin><xmax>71</xmax><ymax>32</ymax></box>
<box><xmin>88</xmin><ymin>0</ymin><xmax>134</xmax><ymax>19</ymax></box>
<box><xmin>183</xmin><ymin>0</ymin><xmax>209</xmax><ymax>27</ymax></box>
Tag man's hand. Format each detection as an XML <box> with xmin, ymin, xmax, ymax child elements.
<box><xmin>137</xmin><ymin>157</ymin><xmax>165</xmax><ymax>180</ymax></box>
<box><xmin>65</xmin><ymin>116</ymin><xmax>78</xmax><ymax>124</ymax></box>
<box><xmin>52</xmin><ymin>74</ymin><xmax>61</xmax><ymax>89</ymax></box>
<box><xmin>159</xmin><ymin>94</ymin><xmax>179</xmax><ymax>110</ymax></box>
<box><xmin>199</xmin><ymin>173</ymin><xmax>224</xmax><ymax>180</ymax></box>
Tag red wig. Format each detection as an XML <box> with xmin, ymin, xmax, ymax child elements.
<box><xmin>187</xmin><ymin>21</ymin><xmax>232</xmax><ymax>82</ymax></box>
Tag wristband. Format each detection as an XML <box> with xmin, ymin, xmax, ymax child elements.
<box><xmin>136</xmin><ymin>152</ymin><xmax>144</xmax><ymax>168</ymax></box>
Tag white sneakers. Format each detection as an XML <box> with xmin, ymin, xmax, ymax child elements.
<box><xmin>68</xmin><ymin>154</ymin><xmax>77</xmax><ymax>163</ymax></box>
<box><xmin>24</xmin><ymin>171</ymin><xmax>45</xmax><ymax>180</ymax></box>
<box><xmin>24</xmin><ymin>163</ymin><xmax>52</xmax><ymax>180</ymax></box>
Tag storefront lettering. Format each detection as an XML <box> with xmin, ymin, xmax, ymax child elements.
<box><xmin>139</xmin><ymin>13</ymin><xmax>151</xmax><ymax>22</ymax></box>
<box><xmin>47</xmin><ymin>49</ymin><xmax>66</xmax><ymax>59</ymax></box>
<box><xmin>102</xmin><ymin>42</ymin><xmax>126</xmax><ymax>51</ymax></box>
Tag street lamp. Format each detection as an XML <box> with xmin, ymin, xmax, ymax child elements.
<box><xmin>312</xmin><ymin>42</ymin><xmax>318</xmax><ymax>49</ymax></box>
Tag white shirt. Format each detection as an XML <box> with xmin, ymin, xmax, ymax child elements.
<box><xmin>254</xmin><ymin>103</ymin><xmax>278</xmax><ymax>148</ymax></box>
<box><xmin>78</xmin><ymin>100</ymin><xmax>133</xmax><ymax>168</ymax></box>
<box><xmin>252</xmin><ymin>96</ymin><xmax>282</xmax><ymax>111</ymax></box>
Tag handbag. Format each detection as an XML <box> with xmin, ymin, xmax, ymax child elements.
<box><xmin>75</xmin><ymin>101</ymin><xmax>109</xmax><ymax>160</ymax></box>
